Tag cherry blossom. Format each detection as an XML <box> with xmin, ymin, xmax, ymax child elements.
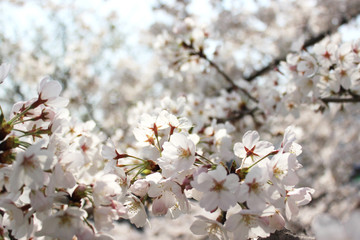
<box><xmin>191</xmin><ymin>165</ymin><xmax>239</xmax><ymax>211</ymax></box>
<box><xmin>190</xmin><ymin>215</ymin><xmax>228</xmax><ymax>240</ymax></box>
<box><xmin>225</xmin><ymin>208</ymin><xmax>275</xmax><ymax>240</ymax></box>
<box><xmin>158</xmin><ymin>132</ymin><xmax>196</xmax><ymax>177</ymax></box>
<box><xmin>35</xmin><ymin>77</ymin><xmax>69</xmax><ymax>108</ymax></box>
<box><xmin>234</xmin><ymin>131</ymin><xmax>274</xmax><ymax>168</ymax></box>
<box><xmin>35</xmin><ymin>207</ymin><xmax>89</xmax><ymax>239</ymax></box>
<box><xmin>237</xmin><ymin>164</ymin><xmax>271</xmax><ymax>212</ymax></box>
<box><xmin>3</xmin><ymin>0</ymin><xmax>357</xmax><ymax>238</ymax></box>
<box><xmin>9</xmin><ymin>141</ymin><xmax>53</xmax><ymax>192</ymax></box>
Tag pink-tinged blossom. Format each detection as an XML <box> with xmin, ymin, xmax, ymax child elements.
<box><xmin>29</xmin><ymin>190</ymin><xmax>53</xmax><ymax>212</ymax></box>
<box><xmin>36</xmin><ymin>207</ymin><xmax>88</xmax><ymax>239</ymax></box>
<box><xmin>52</xmin><ymin>162</ymin><xmax>76</xmax><ymax>188</ymax></box>
<box><xmin>285</xmin><ymin>187</ymin><xmax>315</xmax><ymax>220</ymax></box>
<box><xmin>9</xmin><ymin>141</ymin><xmax>53</xmax><ymax>192</ymax></box>
<box><xmin>225</xmin><ymin>208</ymin><xmax>275</xmax><ymax>240</ymax></box>
<box><xmin>234</xmin><ymin>130</ymin><xmax>274</xmax><ymax>168</ymax></box>
<box><xmin>313</xmin><ymin>39</ymin><xmax>337</xmax><ymax>68</ymax></box>
<box><xmin>123</xmin><ymin>195</ymin><xmax>148</xmax><ymax>228</ymax></box>
<box><xmin>133</xmin><ymin>113</ymin><xmax>169</xmax><ymax>147</ymax></box>
<box><xmin>92</xmin><ymin>174</ymin><xmax>123</xmax><ymax>207</ymax></box>
<box><xmin>333</xmin><ymin>66</ymin><xmax>352</xmax><ymax>90</ymax></box>
<box><xmin>93</xmin><ymin>202</ymin><xmax>126</xmax><ymax>231</ymax></box>
<box><xmin>191</xmin><ymin>165</ymin><xmax>239</xmax><ymax>211</ymax></box>
<box><xmin>101</xmin><ymin>139</ymin><xmax>119</xmax><ymax>160</ymax></box>
<box><xmin>335</xmin><ymin>42</ymin><xmax>356</xmax><ymax>67</ymax></box>
<box><xmin>0</xmin><ymin>62</ymin><xmax>11</xmax><ymax>84</ymax></box>
<box><xmin>317</xmin><ymin>69</ymin><xmax>341</xmax><ymax>97</ymax></box>
<box><xmin>237</xmin><ymin>165</ymin><xmax>270</xmax><ymax>211</ymax></box>
<box><xmin>214</xmin><ymin>128</ymin><xmax>235</xmax><ymax>163</ymax></box>
<box><xmin>36</xmin><ymin>77</ymin><xmax>69</xmax><ymax>108</ymax></box>
<box><xmin>296</xmin><ymin>54</ymin><xmax>318</xmax><ymax>78</ymax></box>
<box><xmin>158</xmin><ymin>132</ymin><xmax>196</xmax><ymax>177</ymax></box>
<box><xmin>190</xmin><ymin>215</ymin><xmax>228</xmax><ymax>240</ymax></box>
<box><xmin>147</xmin><ymin>172</ymin><xmax>189</xmax><ymax>218</ymax></box>
<box><xmin>266</xmin><ymin>210</ymin><xmax>286</xmax><ymax>231</ymax></box>
<box><xmin>0</xmin><ymin>199</ymin><xmax>35</xmax><ymax>239</ymax></box>
<box><xmin>160</xmin><ymin>96</ymin><xmax>186</xmax><ymax>115</ymax></box>
<box><xmin>133</xmin><ymin>126</ymin><xmax>157</xmax><ymax>147</ymax></box>
<box><xmin>157</xmin><ymin>110</ymin><xmax>192</xmax><ymax>133</ymax></box>
<box><xmin>55</xmin><ymin>152</ymin><xmax>84</xmax><ymax>184</ymax></box>
<box><xmin>267</xmin><ymin>153</ymin><xmax>300</xmax><ymax>195</ymax></box>
<box><xmin>129</xmin><ymin>179</ymin><xmax>150</xmax><ymax>197</ymax></box>
<box><xmin>280</xmin><ymin>126</ymin><xmax>302</xmax><ymax>156</ymax></box>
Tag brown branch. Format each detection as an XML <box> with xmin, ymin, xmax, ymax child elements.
<box><xmin>244</xmin><ymin>10</ymin><xmax>360</xmax><ymax>82</ymax></box>
<box><xmin>181</xmin><ymin>42</ymin><xmax>258</xmax><ymax>103</ymax></box>
<box><xmin>213</xmin><ymin>107</ymin><xmax>259</xmax><ymax>124</ymax></box>
<box><xmin>204</xmin><ymin>56</ymin><xmax>259</xmax><ymax>103</ymax></box>
<box><xmin>321</xmin><ymin>97</ymin><xmax>360</xmax><ymax>103</ymax></box>
<box><xmin>259</xmin><ymin>229</ymin><xmax>315</xmax><ymax>240</ymax></box>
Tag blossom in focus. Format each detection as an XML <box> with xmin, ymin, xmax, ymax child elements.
<box><xmin>36</xmin><ymin>77</ymin><xmax>69</xmax><ymax>108</ymax></box>
<box><xmin>237</xmin><ymin>164</ymin><xmax>270</xmax><ymax>211</ymax></box>
<box><xmin>234</xmin><ymin>131</ymin><xmax>274</xmax><ymax>168</ymax></box>
<box><xmin>158</xmin><ymin>132</ymin><xmax>196</xmax><ymax>177</ymax></box>
<box><xmin>191</xmin><ymin>165</ymin><xmax>239</xmax><ymax>211</ymax></box>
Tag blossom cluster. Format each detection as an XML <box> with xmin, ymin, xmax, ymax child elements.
<box><xmin>0</xmin><ymin>68</ymin><xmax>313</xmax><ymax>239</ymax></box>
<box><xmin>258</xmin><ymin>37</ymin><xmax>360</xmax><ymax>116</ymax></box>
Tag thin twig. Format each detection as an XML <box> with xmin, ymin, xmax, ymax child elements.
<box><xmin>203</xmin><ymin>56</ymin><xmax>259</xmax><ymax>103</ymax></box>
<box><xmin>181</xmin><ymin>42</ymin><xmax>258</xmax><ymax>103</ymax></box>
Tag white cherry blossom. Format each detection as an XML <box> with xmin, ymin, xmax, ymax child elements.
<box><xmin>191</xmin><ymin>165</ymin><xmax>239</xmax><ymax>211</ymax></box>
<box><xmin>158</xmin><ymin>132</ymin><xmax>196</xmax><ymax>177</ymax></box>
<box><xmin>190</xmin><ymin>215</ymin><xmax>228</xmax><ymax>240</ymax></box>
<box><xmin>234</xmin><ymin>131</ymin><xmax>274</xmax><ymax>168</ymax></box>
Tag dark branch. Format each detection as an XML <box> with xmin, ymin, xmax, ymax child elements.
<box><xmin>259</xmin><ymin>229</ymin><xmax>315</xmax><ymax>240</ymax></box>
<box><xmin>244</xmin><ymin>10</ymin><xmax>360</xmax><ymax>82</ymax></box>
<box><xmin>321</xmin><ymin>97</ymin><xmax>360</xmax><ymax>103</ymax></box>
<box><xmin>213</xmin><ymin>107</ymin><xmax>259</xmax><ymax>124</ymax></box>
<box><xmin>181</xmin><ymin>42</ymin><xmax>258</xmax><ymax>103</ymax></box>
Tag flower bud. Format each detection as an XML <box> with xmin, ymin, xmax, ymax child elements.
<box><xmin>71</xmin><ymin>184</ymin><xmax>88</xmax><ymax>202</ymax></box>
<box><xmin>129</xmin><ymin>179</ymin><xmax>149</xmax><ymax>197</ymax></box>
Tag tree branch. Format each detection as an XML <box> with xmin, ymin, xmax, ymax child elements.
<box><xmin>212</xmin><ymin>107</ymin><xmax>259</xmax><ymax>124</ymax></box>
<box><xmin>181</xmin><ymin>41</ymin><xmax>258</xmax><ymax>103</ymax></box>
<box><xmin>321</xmin><ymin>96</ymin><xmax>360</xmax><ymax>103</ymax></box>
